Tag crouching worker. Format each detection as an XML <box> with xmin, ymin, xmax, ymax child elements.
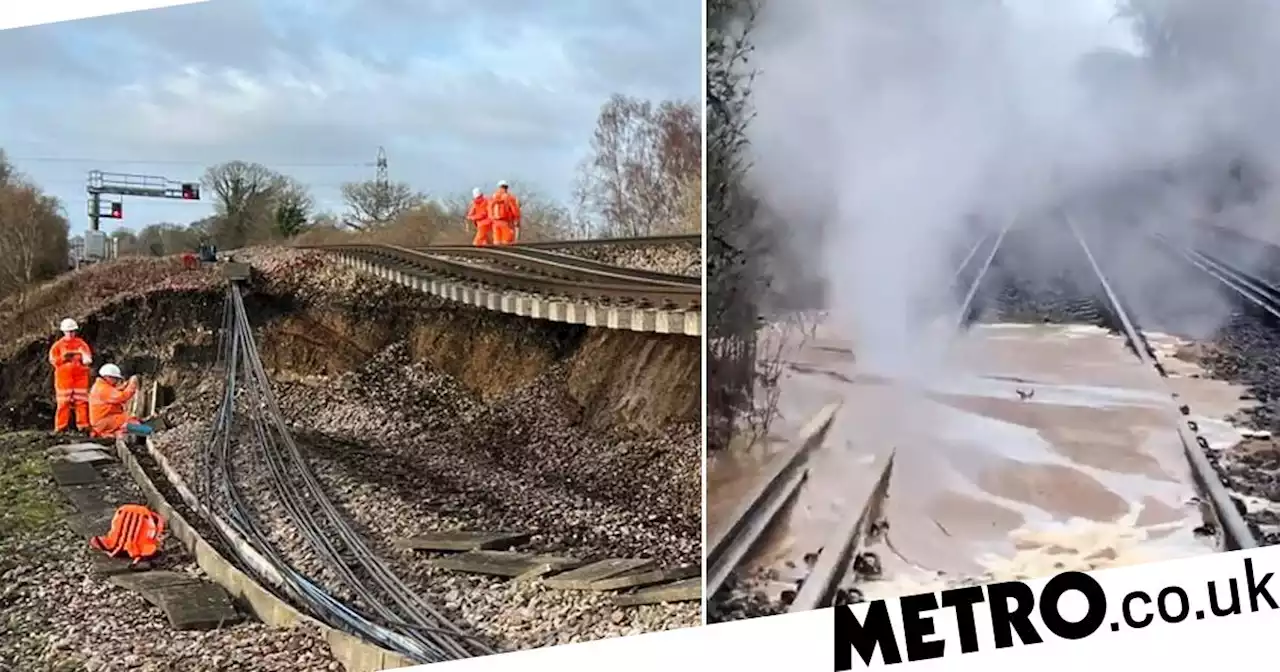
<box><xmin>90</xmin><ymin>504</ymin><xmax>165</xmax><ymax>565</ymax></box>
<box><xmin>88</xmin><ymin>364</ymin><xmax>152</xmax><ymax>439</ymax></box>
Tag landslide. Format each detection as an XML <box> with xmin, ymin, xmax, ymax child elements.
<box><xmin>0</xmin><ymin>249</ymin><xmax>698</xmax><ymax>435</ymax></box>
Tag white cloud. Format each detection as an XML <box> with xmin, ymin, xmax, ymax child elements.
<box><xmin>0</xmin><ymin>0</ymin><xmax>700</xmax><ymax>232</ymax></box>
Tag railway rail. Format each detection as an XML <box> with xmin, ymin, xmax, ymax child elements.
<box><xmin>190</xmin><ymin>282</ymin><xmax>488</xmax><ymax>664</ymax></box>
<box><xmin>306</xmin><ymin>243</ymin><xmax>700</xmax><ymax>310</ymax></box>
<box><xmin>413</xmin><ymin>245</ymin><xmax>699</xmax><ymax>287</ymax></box>
<box><xmin>709</xmin><ymin>215</ymin><xmax>1263</xmax><ymax>615</ymax></box>
<box><xmin>497</xmin><ymin>233</ymin><xmax>700</xmax><ymax>249</ymax></box>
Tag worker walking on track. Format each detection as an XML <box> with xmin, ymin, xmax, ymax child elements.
<box><xmin>88</xmin><ymin>364</ymin><xmax>152</xmax><ymax>439</ymax></box>
<box><xmin>489</xmin><ymin>180</ymin><xmax>521</xmax><ymax>245</ymax></box>
<box><xmin>48</xmin><ymin>318</ymin><xmax>93</xmax><ymax>433</ymax></box>
<box><xmin>467</xmin><ymin>187</ymin><xmax>492</xmax><ymax>246</ymax></box>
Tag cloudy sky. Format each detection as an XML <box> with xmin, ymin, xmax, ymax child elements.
<box><xmin>0</xmin><ymin>0</ymin><xmax>702</xmax><ymax>236</ymax></box>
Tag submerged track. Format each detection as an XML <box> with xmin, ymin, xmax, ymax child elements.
<box><xmin>709</xmin><ymin>215</ymin><xmax>1263</xmax><ymax>615</ymax></box>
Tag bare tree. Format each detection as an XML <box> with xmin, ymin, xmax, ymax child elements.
<box><xmin>110</xmin><ymin>228</ymin><xmax>142</xmax><ymax>256</ymax></box>
<box><xmin>0</xmin><ymin>149</ymin><xmax>13</xmax><ymax>188</ymax></box>
<box><xmin>674</xmin><ymin>172</ymin><xmax>701</xmax><ymax>234</ymax></box>
<box><xmin>201</xmin><ymin>161</ymin><xmax>284</xmax><ymax>248</ymax></box>
<box><xmin>575</xmin><ymin>95</ymin><xmax>702</xmax><ymax>237</ymax></box>
<box><xmin>136</xmin><ymin>222</ymin><xmax>202</xmax><ymax>256</ymax></box>
<box><xmin>504</xmin><ymin>183</ymin><xmax>575</xmax><ymax>242</ymax></box>
<box><xmin>708</xmin><ymin>0</ymin><xmax>772</xmax><ymax>452</ymax></box>
<box><xmin>340</xmin><ymin>179</ymin><xmax>424</xmax><ymax>229</ymax></box>
<box><xmin>0</xmin><ymin>181</ymin><xmax>70</xmax><ymax>300</ymax></box>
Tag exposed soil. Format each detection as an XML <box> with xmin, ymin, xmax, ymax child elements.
<box><xmin>0</xmin><ymin>247</ymin><xmax>701</xmax><ymax>657</ymax></box>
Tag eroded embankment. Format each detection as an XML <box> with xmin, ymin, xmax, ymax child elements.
<box><xmin>0</xmin><ymin>250</ymin><xmax>698</xmax><ymax>433</ymax></box>
<box><xmin>0</xmin><ymin>248</ymin><xmax>701</xmax><ymax>651</ymax></box>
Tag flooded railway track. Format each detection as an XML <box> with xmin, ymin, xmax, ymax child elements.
<box><xmin>708</xmin><ymin>216</ymin><xmax>1265</xmax><ymax>618</ymax></box>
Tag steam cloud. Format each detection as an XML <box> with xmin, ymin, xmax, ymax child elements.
<box><xmin>745</xmin><ymin>0</ymin><xmax>1280</xmax><ymax>375</ymax></box>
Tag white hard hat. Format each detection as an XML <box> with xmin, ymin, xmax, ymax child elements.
<box><xmin>497</xmin><ymin>180</ymin><xmax>509</xmax><ymax>188</ymax></box>
<box><xmin>472</xmin><ymin>188</ymin><xmax>482</xmax><ymax>198</ymax></box>
<box><xmin>99</xmin><ymin>363</ymin><xmax>122</xmax><ymax>379</ymax></box>
<box><xmin>60</xmin><ymin>318</ymin><xmax>78</xmax><ymax>332</ymax></box>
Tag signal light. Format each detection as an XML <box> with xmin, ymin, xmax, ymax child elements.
<box><xmin>109</xmin><ymin>202</ymin><xmax>122</xmax><ymax>219</ymax></box>
<box><xmin>181</xmin><ymin>183</ymin><xmax>200</xmax><ymax>200</ymax></box>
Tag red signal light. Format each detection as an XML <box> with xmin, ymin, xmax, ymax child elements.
<box><xmin>110</xmin><ymin>202</ymin><xmax>122</xmax><ymax>218</ymax></box>
<box><xmin>181</xmin><ymin>183</ymin><xmax>200</xmax><ymax>200</ymax></box>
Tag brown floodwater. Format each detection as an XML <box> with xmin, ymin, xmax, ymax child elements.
<box><xmin>707</xmin><ymin>322</ymin><xmax>1252</xmax><ymax>597</ymax></box>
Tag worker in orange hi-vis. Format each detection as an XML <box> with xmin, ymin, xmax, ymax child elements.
<box><xmin>48</xmin><ymin>318</ymin><xmax>93</xmax><ymax>433</ymax></box>
<box><xmin>489</xmin><ymin>180</ymin><xmax>522</xmax><ymax>245</ymax></box>
<box><xmin>88</xmin><ymin>364</ymin><xmax>152</xmax><ymax>439</ymax></box>
<box><xmin>467</xmin><ymin>188</ymin><xmax>492</xmax><ymax>246</ymax></box>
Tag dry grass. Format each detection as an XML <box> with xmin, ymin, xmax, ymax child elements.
<box><xmin>0</xmin><ymin>256</ymin><xmax>222</xmax><ymax>359</ymax></box>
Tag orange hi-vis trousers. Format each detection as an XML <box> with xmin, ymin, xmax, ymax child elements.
<box><xmin>492</xmin><ymin>220</ymin><xmax>516</xmax><ymax>245</ymax></box>
<box><xmin>473</xmin><ymin>219</ymin><xmax>493</xmax><ymax>246</ymax></box>
<box><xmin>50</xmin><ymin>336</ymin><xmax>92</xmax><ymax>432</ymax></box>
<box><xmin>90</xmin><ymin>504</ymin><xmax>165</xmax><ymax>564</ymax></box>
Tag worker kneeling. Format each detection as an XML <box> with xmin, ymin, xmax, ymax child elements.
<box><xmin>88</xmin><ymin>364</ymin><xmax>152</xmax><ymax>439</ymax></box>
<box><xmin>90</xmin><ymin>504</ymin><xmax>165</xmax><ymax>565</ymax></box>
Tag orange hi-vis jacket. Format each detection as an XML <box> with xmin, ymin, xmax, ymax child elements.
<box><xmin>467</xmin><ymin>195</ymin><xmax>490</xmax><ymax>225</ymax></box>
<box><xmin>89</xmin><ymin>376</ymin><xmax>139</xmax><ymax>438</ymax></box>
<box><xmin>489</xmin><ymin>190</ymin><xmax>521</xmax><ymax>224</ymax></box>
<box><xmin>49</xmin><ymin>335</ymin><xmax>92</xmax><ymax>396</ymax></box>
<box><xmin>90</xmin><ymin>504</ymin><xmax>165</xmax><ymax>563</ymax></box>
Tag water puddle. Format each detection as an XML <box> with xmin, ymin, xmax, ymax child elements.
<box><xmin>709</xmin><ymin>322</ymin><xmax>1252</xmax><ymax>600</ymax></box>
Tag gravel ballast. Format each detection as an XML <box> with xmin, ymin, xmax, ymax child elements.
<box><xmin>155</xmin><ymin>337</ymin><xmax>701</xmax><ymax>652</ymax></box>
<box><xmin>1</xmin><ymin>245</ymin><xmax>701</xmax><ymax>663</ymax></box>
<box><xmin>126</xmin><ymin>248</ymin><xmax>702</xmax><ymax>653</ymax></box>
<box><xmin>543</xmin><ymin>243</ymin><xmax>701</xmax><ymax>277</ymax></box>
<box><xmin>0</xmin><ymin>432</ymin><xmax>339</xmax><ymax>671</ymax></box>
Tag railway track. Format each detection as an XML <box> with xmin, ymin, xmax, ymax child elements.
<box><xmin>190</xmin><ymin>283</ymin><xmax>488</xmax><ymax>664</ymax></box>
<box><xmin>307</xmin><ymin>243</ymin><xmax>700</xmax><ymax>309</ymax></box>
<box><xmin>413</xmin><ymin>245</ymin><xmax>699</xmax><ymax>287</ymax></box>
<box><xmin>500</xmin><ymin>233</ymin><xmax>700</xmax><ymax>249</ymax></box>
<box><xmin>708</xmin><ymin>215</ymin><xmax>1262</xmax><ymax>615</ymax></box>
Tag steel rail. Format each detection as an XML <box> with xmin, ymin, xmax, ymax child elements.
<box><xmin>788</xmin><ymin>221</ymin><xmax>1014</xmax><ymax>612</ymax></box>
<box><xmin>1066</xmin><ymin>218</ymin><xmax>1257</xmax><ymax>551</ymax></box>
<box><xmin>951</xmin><ymin>233</ymin><xmax>993</xmax><ymax>288</ymax></box>
<box><xmin>195</xmin><ymin>287</ymin><xmax>442</xmax><ymax>661</ymax></box>
<box><xmin>789</xmin><ymin>451</ymin><xmax>895</xmax><ymax>612</ymax></box>
<box><xmin>951</xmin><ymin>223</ymin><xmax>1014</xmax><ymax>334</ymax></box>
<box><xmin>227</xmin><ymin>287</ymin><xmax>487</xmax><ymax>658</ymax></box>
<box><xmin>1155</xmin><ymin>237</ymin><xmax>1280</xmax><ymax>319</ymax></box>
<box><xmin>307</xmin><ymin>244</ymin><xmax>700</xmax><ymax>309</ymax></box>
<box><xmin>710</xmin><ymin>224</ymin><xmax>1016</xmax><ymax>613</ymax></box>
<box><xmin>706</xmin><ymin>403</ymin><xmax>841</xmax><ymax>600</ymax></box>
<box><xmin>413</xmin><ymin>245</ymin><xmax>699</xmax><ymax>287</ymax></box>
<box><xmin>237</xmin><ymin>310</ymin><xmax>484</xmax><ymax>659</ymax></box>
<box><xmin>226</xmin><ymin>288</ymin><xmax>453</xmax><ymax>660</ymax></box>
<box><xmin>497</xmin><ymin>233</ymin><xmax>701</xmax><ymax>249</ymax></box>
<box><xmin>190</xmin><ymin>284</ymin><xmax>486</xmax><ymax>662</ymax></box>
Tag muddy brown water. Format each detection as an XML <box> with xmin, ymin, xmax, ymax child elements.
<box><xmin>707</xmin><ymin>322</ymin><xmax>1253</xmax><ymax>596</ymax></box>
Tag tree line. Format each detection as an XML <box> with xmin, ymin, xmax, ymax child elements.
<box><xmin>0</xmin><ymin>94</ymin><xmax>700</xmax><ymax>300</ymax></box>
